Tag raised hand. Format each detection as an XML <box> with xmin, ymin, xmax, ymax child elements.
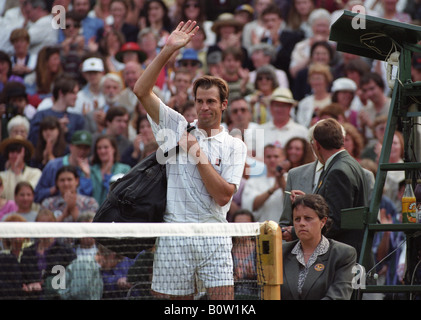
<box><xmin>165</xmin><ymin>20</ymin><xmax>199</xmax><ymax>51</ymax></box>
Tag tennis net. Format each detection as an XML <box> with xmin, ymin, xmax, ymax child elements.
<box><xmin>0</xmin><ymin>221</ymin><xmax>279</xmax><ymax>300</ymax></box>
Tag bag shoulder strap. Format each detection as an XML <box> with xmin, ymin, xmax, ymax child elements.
<box><xmin>161</xmin><ymin>124</ymin><xmax>196</xmax><ymax>158</ymax></box>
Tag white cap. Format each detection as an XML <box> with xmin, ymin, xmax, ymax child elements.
<box><xmin>82</xmin><ymin>57</ymin><xmax>105</xmax><ymax>72</ymax></box>
<box><xmin>331</xmin><ymin>78</ymin><xmax>357</xmax><ymax>92</ymax></box>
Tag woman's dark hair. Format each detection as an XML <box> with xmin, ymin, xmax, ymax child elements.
<box><xmin>310</xmin><ymin>41</ymin><xmax>333</xmax><ymax>63</ymax></box>
<box><xmin>292</xmin><ymin>194</ymin><xmax>332</xmax><ymax>235</ymax></box>
<box><xmin>180</xmin><ymin>0</ymin><xmax>206</xmax><ymax>23</ymax></box>
<box><xmin>231</xmin><ymin>209</ymin><xmax>255</xmax><ymax>223</ymax></box>
<box><xmin>5</xmin><ymin>143</ymin><xmax>32</xmax><ymax>163</ymax></box>
<box><xmin>144</xmin><ymin>0</ymin><xmax>173</xmax><ymax>33</ymax></box>
<box><xmin>55</xmin><ymin>165</ymin><xmax>79</xmax><ymax>183</ymax></box>
<box><xmin>34</xmin><ymin>116</ymin><xmax>67</xmax><ymax>165</ymax></box>
<box><xmin>91</xmin><ymin>134</ymin><xmax>120</xmax><ymax>165</ymax></box>
<box><xmin>0</xmin><ymin>50</ymin><xmax>12</xmax><ymax>78</ymax></box>
<box><xmin>284</xmin><ymin>136</ymin><xmax>315</xmax><ymax>166</ymax></box>
<box><xmin>14</xmin><ymin>181</ymin><xmax>34</xmax><ymax>196</ymax></box>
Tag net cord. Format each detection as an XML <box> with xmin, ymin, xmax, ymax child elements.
<box><xmin>0</xmin><ymin>222</ymin><xmax>262</xmax><ymax>238</ymax></box>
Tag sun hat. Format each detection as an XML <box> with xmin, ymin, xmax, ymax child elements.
<box><xmin>270</xmin><ymin>87</ymin><xmax>298</xmax><ymax>106</ymax></box>
<box><xmin>211</xmin><ymin>13</ymin><xmax>244</xmax><ymax>34</ymax></box>
<box><xmin>176</xmin><ymin>48</ymin><xmax>202</xmax><ymax>67</ymax></box>
<box><xmin>0</xmin><ymin>135</ymin><xmax>34</xmax><ymax>157</ymax></box>
<box><xmin>115</xmin><ymin>42</ymin><xmax>147</xmax><ymax>63</ymax></box>
<box><xmin>331</xmin><ymin>77</ymin><xmax>357</xmax><ymax>92</ymax></box>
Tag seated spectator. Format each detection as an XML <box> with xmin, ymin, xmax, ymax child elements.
<box><xmin>72</xmin><ymin>57</ymin><xmax>106</xmax><ymax>115</ymax></box>
<box><xmin>289</xmin><ymin>8</ymin><xmax>333</xmax><ymax>79</ymax></box>
<box><xmin>93</xmin><ymin>28</ymin><xmax>126</xmax><ymax>73</ymax></box>
<box><xmin>241</xmin><ymin>144</ymin><xmax>286</xmax><ymax>222</ymax></box>
<box><xmin>126</xmin><ymin>246</ymin><xmax>157</xmax><ymax>300</ymax></box>
<box><xmin>90</xmin><ymin>134</ymin><xmax>131</xmax><ymax>205</ymax></box>
<box><xmin>41</xmin><ymin>165</ymin><xmax>99</xmax><ymax>222</ymax></box>
<box><xmin>0</xmin><ymin>136</ymin><xmax>41</xmax><ymax>201</ymax></box>
<box><xmin>295</xmin><ymin>63</ymin><xmax>333</xmax><ymax>128</ymax></box>
<box><xmin>246</xmin><ymin>64</ymin><xmax>281</xmax><ymax>125</ymax></box>
<box><xmin>285</xmin><ymin>0</ymin><xmax>315</xmax><ymax>38</ymax></box>
<box><xmin>231</xmin><ymin>209</ymin><xmax>259</xmax><ymax>300</ymax></box>
<box><xmin>70</xmin><ymin>0</ymin><xmax>104</xmax><ymax>46</ymax></box>
<box><xmin>58</xmin><ymin>212</ymin><xmax>104</xmax><ymax>300</ymax></box>
<box><xmin>1</xmin><ymin>214</ymin><xmax>32</xmax><ymax>263</ymax></box>
<box><xmin>92</xmin><ymin>106</ymin><xmax>131</xmax><ymax>156</ymax></box>
<box><xmin>83</xmin><ymin>73</ymin><xmax>124</xmax><ymax>134</ymax></box>
<box><xmin>141</xmin><ymin>0</ymin><xmax>173</xmax><ymax>48</ymax></box>
<box><xmin>96</xmin><ymin>244</ymin><xmax>134</xmax><ymax>300</ymax></box>
<box><xmin>115</xmin><ymin>42</ymin><xmax>147</xmax><ymax>69</ymax></box>
<box><xmin>0</xmin><ymin>115</ymin><xmax>30</xmax><ymax>170</ymax></box>
<box><xmin>24</xmin><ymin>0</ymin><xmax>58</xmax><ymax>57</ymax></box>
<box><xmin>220</xmin><ymin>46</ymin><xmax>253</xmax><ymax>100</ymax></box>
<box><xmin>30</xmin><ymin>116</ymin><xmax>69</xmax><ymax>170</ymax></box>
<box><xmin>241</xmin><ymin>0</ymin><xmax>273</xmax><ymax>53</ymax></box>
<box><xmin>0</xmin><ymin>82</ymin><xmax>35</xmax><ymax>147</ymax></box>
<box><xmin>9</xmin><ymin>28</ymin><xmax>37</xmax><ymax>81</ymax></box>
<box><xmin>260</xmin><ymin>4</ymin><xmax>305</xmax><ymax>84</ymax></box>
<box><xmin>34</xmin><ymin>130</ymin><xmax>93</xmax><ymax>204</ymax></box>
<box><xmin>20</xmin><ymin>209</ymin><xmax>76</xmax><ymax>300</ymax></box>
<box><xmin>208</xmin><ymin>13</ymin><xmax>249</xmax><ymax>69</ymax></box>
<box><xmin>179</xmin><ymin>0</ymin><xmax>216</xmax><ymax>47</ymax></box>
<box><xmin>331</xmin><ymin>77</ymin><xmax>359</xmax><ymax>127</ymax></box>
<box><xmin>180</xmin><ymin>101</ymin><xmax>198</xmax><ymax>124</ymax></box>
<box><xmin>163</xmin><ymin>67</ymin><xmax>194</xmax><ymax>111</ymax></box>
<box><xmin>257</xmin><ymin>87</ymin><xmax>308</xmax><ymax>149</ymax></box>
<box><xmin>292</xmin><ymin>41</ymin><xmax>335</xmax><ymax>101</ymax></box>
<box><xmin>343</xmin><ymin>122</ymin><xmax>365</xmax><ymax>163</ymax></box>
<box><xmin>317</xmin><ymin>103</ymin><xmax>347</xmax><ymax>124</ymax></box>
<box><xmin>24</xmin><ymin>46</ymin><xmax>63</xmax><ymax>98</ymax></box>
<box><xmin>60</xmin><ymin>11</ymin><xmax>86</xmax><ymax>80</ymax></box>
<box><xmin>122</xmin><ymin>114</ymin><xmax>157</xmax><ymax>167</ymax></box>
<box><xmin>284</xmin><ymin>136</ymin><xmax>315</xmax><ymax>170</ymax></box>
<box><xmin>0</xmin><ymin>250</ymin><xmax>24</xmax><ymax>299</ymax></box>
<box><xmin>0</xmin><ymin>175</ymin><xmax>18</xmax><ymax>221</ymax></box>
<box><xmin>96</xmin><ymin>0</ymin><xmax>140</xmax><ymax>44</ymax></box>
<box><xmin>248</xmin><ymin>43</ymin><xmax>289</xmax><ymax>89</ymax></box>
<box><xmin>29</xmin><ymin>76</ymin><xmax>85</xmax><ymax>147</ymax></box>
<box><xmin>0</xmin><ymin>82</ymin><xmax>36</xmax><ymax>124</ymax></box>
<box><xmin>2</xmin><ymin>181</ymin><xmax>38</xmax><ymax>222</ymax></box>
<box><xmin>6</xmin><ymin>115</ymin><xmax>30</xmax><ymax>140</ymax></box>
<box><xmin>116</xmin><ymin>61</ymin><xmax>144</xmax><ymax>116</ymax></box>
<box><xmin>0</xmin><ymin>50</ymin><xmax>23</xmax><ymax>94</ymax></box>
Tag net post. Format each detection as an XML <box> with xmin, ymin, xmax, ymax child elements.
<box><xmin>256</xmin><ymin>221</ymin><xmax>283</xmax><ymax>300</ymax></box>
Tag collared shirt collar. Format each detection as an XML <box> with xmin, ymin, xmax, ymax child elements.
<box><xmin>324</xmin><ymin>149</ymin><xmax>346</xmax><ymax>171</ymax></box>
<box><xmin>191</xmin><ymin>119</ymin><xmax>226</xmax><ymax>143</ymax></box>
<box><xmin>315</xmin><ymin>160</ymin><xmax>323</xmax><ymax>172</ymax></box>
<box><xmin>292</xmin><ymin>235</ymin><xmax>330</xmax><ymax>267</ymax></box>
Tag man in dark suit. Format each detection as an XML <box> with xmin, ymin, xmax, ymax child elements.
<box><xmin>309</xmin><ymin>118</ymin><xmax>368</xmax><ymax>256</ymax></box>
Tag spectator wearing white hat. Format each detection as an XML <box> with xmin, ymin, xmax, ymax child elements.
<box><xmin>72</xmin><ymin>57</ymin><xmax>106</xmax><ymax>115</ymax></box>
<box><xmin>331</xmin><ymin>77</ymin><xmax>359</xmax><ymax>128</ymax></box>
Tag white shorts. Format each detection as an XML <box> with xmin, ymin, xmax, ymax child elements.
<box><xmin>151</xmin><ymin>236</ymin><xmax>233</xmax><ymax>296</ymax></box>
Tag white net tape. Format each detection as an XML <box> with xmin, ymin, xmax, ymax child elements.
<box><xmin>0</xmin><ymin>222</ymin><xmax>262</xmax><ymax>238</ymax></box>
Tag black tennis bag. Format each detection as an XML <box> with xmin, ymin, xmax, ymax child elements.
<box><xmin>93</xmin><ymin>125</ymin><xmax>194</xmax><ymax>259</ymax></box>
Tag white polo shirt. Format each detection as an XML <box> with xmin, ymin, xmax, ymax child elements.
<box><xmin>149</xmin><ymin>99</ymin><xmax>247</xmax><ymax>223</ymax></box>
<box><xmin>258</xmin><ymin>118</ymin><xmax>309</xmax><ymax>148</ymax></box>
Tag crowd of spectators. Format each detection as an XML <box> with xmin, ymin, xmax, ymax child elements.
<box><xmin>0</xmin><ymin>0</ymin><xmax>420</xmax><ymax>300</ymax></box>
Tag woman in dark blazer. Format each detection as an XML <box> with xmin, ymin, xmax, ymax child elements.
<box><xmin>281</xmin><ymin>194</ymin><xmax>357</xmax><ymax>300</ymax></box>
